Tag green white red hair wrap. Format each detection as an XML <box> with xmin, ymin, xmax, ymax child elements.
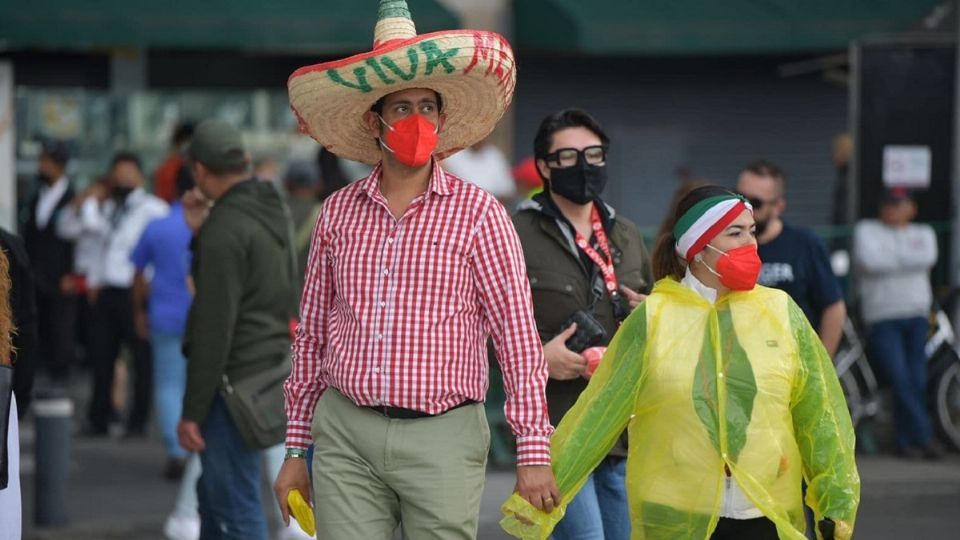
<box><xmin>674</xmin><ymin>194</ymin><xmax>753</xmax><ymax>261</ymax></box>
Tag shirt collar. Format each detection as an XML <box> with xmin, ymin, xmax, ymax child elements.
<box><xmin>40</xmin><ymin>176</ymin><xmax>68</xmax><ymax>196</ymax></box>
<box><xmin>681</xmin><ymin>267</ymin><xmax>718</xmax><ymax>304</ymax></box>
<box><xmin>359</xmin><ymin>158</ymin><xmax>453</xmax><ymax>201</ymax></box>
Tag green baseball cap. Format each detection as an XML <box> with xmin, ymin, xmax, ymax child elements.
<box><xmin>187</xmin><ymin>119</ymin><xmax>247</xmax><ymax>170</ymax></box>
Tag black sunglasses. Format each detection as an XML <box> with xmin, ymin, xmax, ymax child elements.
<box><xmin>737</xmin><ymin>192</ymin><xmax>777</xmax><ymax>210</ymax></box>
<box><xmin>543</xmin><ymin>145</ymin><xmax>608</xmax><ymax>168</ymax></box>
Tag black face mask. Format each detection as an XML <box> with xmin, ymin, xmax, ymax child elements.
<box><xmin>112</xmin><ymin>185</ymin><xmax>134</xmax><ymax>201</ymax></box>
<box><xmin>548</xmin><ymin>161</ymin><xmax>607</xmax><ymax>205</ymax></box>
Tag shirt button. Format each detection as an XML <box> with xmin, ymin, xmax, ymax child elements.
<box><xmin>380</xmin><ymin>301</ymin><xmax>386</xmax><ymax>308</ymax></box>
<box><xmin>383</xmin><ymin>268</ymin><xmax>390</xmax><ymax>275</ymax></box>
<box><xmin>722</xmin><ymin>453</ymin><xmax>728</xmax><ymax>459</ymax></box>
<box><xmin>373</xmin><ymin>367</ymin><xmax>380</xmax><ymax>373</ymax></box>
<box><xmin>387</xmin><ymin>238</ymin><xmax>394</xmax><ymax>244</ymax></box>
<box><xmin>718</xmin><ymin>372</ymin><xmax>725</xmax><ymax>379</ymax></box>
<box><xmin>376</xmin><ymin>334</ymin><xmax>383</xmax><ymax>340</ymax></box>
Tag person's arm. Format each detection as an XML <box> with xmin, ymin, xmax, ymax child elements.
<box><xmin>471</xmin><ymin>201</ymin><xmax>553</xmax><ymax>466</ymax></box>
<box><xmin>853</xmin><ymin>222</ymin><xmax>900</xmax><ymax>275</ymax></box>
<box><xmin>501</xmin><ymin>302</ymin><xmax>648</xmax><ymax>539</ymax></box>
<box><xmin>129</xmin><ymin>226</ymin><xmax>153</xmax><ymax>340</ymax></box>
<box><xmin>806</xmin><ymin>232</ymin><xmax>846</xmax><ymax>357</ymax></box>
<box><xmin>284</xmin><ymin>206</ymin><xmax>332</xmax><ymax>451</ymax></box>
<box><xmin>472</xmin><ymin>200</ymin><xmax>560</xmax><ymax>512</ymax></box>
<box><xmin>818</xmin><ymin>300</ymin><xmax>845</xmax><ymax>358</ymax></box>
<box><xmin>896</xmin><ymin>225</ymin><xmax>938</xmax><ymax>272</ymax></box>
<box><xmin>788</xmin><ymin>301</ymin><xmax>860</xmax><ymax>540</ymax></box>
<box><xmin>274</xmin><ymin>205</ymin><xmax>332</xmax><ymax>524</ymax></box>
<box><xmin>56</xmin><ymin>196</ymin><xmax>107</xmax><ymax>241</ymax></box>
<box><xmin>180</xmin><ymin>215</ymin><xmax>245</xmax><ymax>425</ymax></box>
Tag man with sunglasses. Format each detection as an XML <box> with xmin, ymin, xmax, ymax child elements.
<box><xmin>512</xmin><ymin>108</ymin><xmax>653</xmax><ymax>540</ymax></box>
<box><xmin>736</xmin><ymin>160</ymin><xmax>845</xmax><ymax>357</ymax></box>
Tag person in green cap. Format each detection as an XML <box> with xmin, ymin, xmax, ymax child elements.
<box><xmin>176</xmin><ymin>118</ymin><xmax>297</xmax><ymax>539</ymax></box>
<box><xmin>274</xmin><ymin>1</ymin><xmax>558</xmax><ymax>538</ymax></box>
<box><xmin>501</xmin><ymin>185</ymin><xmax>860</xmax><ymax>540</ymax></box>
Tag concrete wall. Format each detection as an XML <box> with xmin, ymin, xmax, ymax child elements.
<box><xmin>512</xmin><ymin>54</ymin><xmax>849</xmax><ymax>230</ymax></box>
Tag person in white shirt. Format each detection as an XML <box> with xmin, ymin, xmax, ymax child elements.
<box><xmin>853</xmin><ymin>187</ymin><xmax>941</xmax><ymax>459</ymax></box>
<box><xmin>80</xmin><ymin>152</ymin><xmax>168</xmax><ymax>437</ymax></box>
<box><xmin>442</xmin><ymin>138</ymin><xmax>516</xmax><ymax>200</ymax></box>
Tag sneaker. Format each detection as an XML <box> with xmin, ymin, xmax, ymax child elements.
<box><xmin>277</xmin><ymin>520</ymin><xmax>315</xmax><ymax>540</ymax></box>
<box><xmin>164</xmin><ymin>513</ymin><xmax>200</xmax><ymax>540</ymax></box>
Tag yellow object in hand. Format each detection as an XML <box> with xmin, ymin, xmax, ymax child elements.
<box><xmin>287</xmin><ymin>489</ymin><xmax>316</xmax><ymax>537</ymax></box>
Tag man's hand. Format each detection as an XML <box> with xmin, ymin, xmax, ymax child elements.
<box><xmin>274</xmin><ymin>457</ymin><xmax>312</xmax><ymax>526</ymax></box>
<box><xmin>544</xmin><ymin>324</ymin><xmax>587</xmax><ymax>380</ymax></box>
<box><xmin>620</xmin><ymin>285</ymin><xmax>647</xmax><ymax>311</ymax></box>
<box><xmin>177</xmin><ymin>419</ymin><xmax>206</xmax><ymax>452</ymax></box>
<box><xmin>516</xmin><ymin>465</ymin><xmax>561</xmax><ymax>513</ymax></box>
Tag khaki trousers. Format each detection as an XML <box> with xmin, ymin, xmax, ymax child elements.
<box><xmin>311</xmin><ymin>389</ymin><xmax>490</xmax><ymax>539</ymax></box>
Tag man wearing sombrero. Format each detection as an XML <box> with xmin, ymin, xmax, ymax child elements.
<box><xmin>274</xmin><ymin>1</ymin><xmax>558</xmax><ymax>537</ymax></box>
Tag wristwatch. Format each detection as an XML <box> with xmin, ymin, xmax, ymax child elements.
<box><xmin>284</xmin><ymin>448</ymin><xmax>308</xmax><ymax>460</ymax></box>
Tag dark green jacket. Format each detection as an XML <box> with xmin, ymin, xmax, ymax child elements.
<box><xmin>512</xmin><ymin>194</ymin><xmax>652</xmax><ymax>456</ymax></box>
<box><xmin>182</xmin><ymin>180</ymin><xmax>296</xmax><ymax>424</ymax></box>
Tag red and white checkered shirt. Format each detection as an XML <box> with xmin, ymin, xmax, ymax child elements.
<box><xmin>284</xmin><ymin>162</ymin><xmax>553</xmax><ymax>466</ymax></box>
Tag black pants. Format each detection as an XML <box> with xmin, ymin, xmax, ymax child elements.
<box><xmin>711</xmin><ymin>517</ymin><xmax>779</xmax><ymax>540</ymax></box>
<box><xmin>87</xmin><ymin>287</ymin><xmax>152</xmax><ymax>432</ymax></box>
<box><xmin>35</xmin><ymin>289</ymin><xmax>78</xmax><ymax>381</ymax></box>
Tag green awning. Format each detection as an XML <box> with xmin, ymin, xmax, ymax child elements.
<box><xmin>515</xmin><ymin>0</ymin><xmax>944</xmax><ymax>55</ymax></box>
<box><xmin>0</xmin><ymin>1</ymin><xmax>459</xmax><ymax>53</ymax></box>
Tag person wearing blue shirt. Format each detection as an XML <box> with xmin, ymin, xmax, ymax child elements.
<box><xmin>130</xmin><ymin>166</ymin><xmax>202</xmax><ymax>540</ymax></box>
<box><xmin>736</xmin><ymin>161</ymin><xmax>846</xmax><ymax>358</ymax></box>
<box><xmin>130</xmin><ymin>167</ymin><xmax>195</xmax><ymax>473</ymax></box>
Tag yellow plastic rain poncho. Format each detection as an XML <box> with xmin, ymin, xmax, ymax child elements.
<box><xmin>502</xmin><ymin>278</ymin><xmax>860</xmax><ymax>540</ymax></box>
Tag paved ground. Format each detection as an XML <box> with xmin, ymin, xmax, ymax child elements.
<box><xmin>15</xmin><ymin>417</ymin><xmax>960</xmax><ymax>540</ymax></box>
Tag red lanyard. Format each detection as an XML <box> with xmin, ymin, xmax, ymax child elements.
<box><xmin>573</xmin><ymin>206</ymin><xmax>619</xmax><ymax>299</ymax></box>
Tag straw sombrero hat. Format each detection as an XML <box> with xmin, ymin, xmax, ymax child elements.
<box><xmin>288</xmin><ymin>0</ymin><xmax>517</xmax><ymax>165</ymax></box>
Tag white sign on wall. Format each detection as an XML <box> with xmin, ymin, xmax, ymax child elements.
<box><xmin>882</xmin><ymin>145</ymin><xmax>932</xmax><ymax>188</ymax></box>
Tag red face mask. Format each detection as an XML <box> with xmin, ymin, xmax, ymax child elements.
<box><xmin>703</xmin><ymin>243</ymin><xmax>762</xmax><ymax>291</ymax></box>
<box><xmin>378</xmin><ymin>113</ymin><xmax>439</xmax><ymax>168</ymax></box>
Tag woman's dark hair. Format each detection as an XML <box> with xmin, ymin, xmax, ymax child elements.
<box><xmin>652</xmin><ymin>184</ymin><xmax>737</xmax><ymax>281</ymax></box>
<box><xmin>532</xmin><ymin>108</ymin><xmax>609</xmax><ymax>160</ymax></box>
<box><xmin>317</xmin><ymin>147</ymin><xmax>350</xmax><ymax>201</ymax></box>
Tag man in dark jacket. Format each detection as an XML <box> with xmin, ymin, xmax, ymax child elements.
<box><xmin>176</xmin><ymin>119</ymin><xmax>295</xmax><ymax>539</ymax></box>
<box><xmin>513</xmin><ymin>109</ymin><xmax>652</xmax><ymax>540</ymax></box>
<box><xmin>21</xmin><ymin>141</ymin><xmax>75</xmax><ymax>382</ymax></box>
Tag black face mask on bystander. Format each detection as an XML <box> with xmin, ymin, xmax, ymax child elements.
<box><xmin>549</xmin><ymin>161</ymin><xmax>607</xmax><ymax>205</ymax></box>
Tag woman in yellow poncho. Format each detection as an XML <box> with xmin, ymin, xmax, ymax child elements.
<box><xmin>502</xmin><ymin>185</ymin><xmax>860</xmax><ymax>540</ymax></box>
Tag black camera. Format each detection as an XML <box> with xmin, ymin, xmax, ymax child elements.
<box><xmin>560</xmin><ymin>310</ymin><xmax>607</xmax><ymax>353</ymax></box>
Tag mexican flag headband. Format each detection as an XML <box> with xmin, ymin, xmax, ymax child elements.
<box><xmin>673</xmin><ymin>195</ymin><xmax>753</xmax><ymax>261</ymax></box>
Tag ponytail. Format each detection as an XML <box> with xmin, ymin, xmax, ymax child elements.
<box><xmin>651</xmin><ymin>231</ymin><xmax>686</xmax><ymax>281</ymax></box>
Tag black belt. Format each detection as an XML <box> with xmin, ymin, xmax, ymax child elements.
<box><xmin>362</xmin><ymin>400</ymin><xmax>477</xmax><ymax>419</ymax></box>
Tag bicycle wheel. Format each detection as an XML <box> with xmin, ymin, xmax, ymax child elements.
<box><xmin>933</xmin><ymin>356</ymin><xmax>960</xmax><ymax>451</ymax></box>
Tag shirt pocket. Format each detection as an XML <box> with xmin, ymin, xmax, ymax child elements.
<box><xmin>528</xmin><ymin>269</ymin><xmax>586</xmax><ymax>333</ymax></box>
